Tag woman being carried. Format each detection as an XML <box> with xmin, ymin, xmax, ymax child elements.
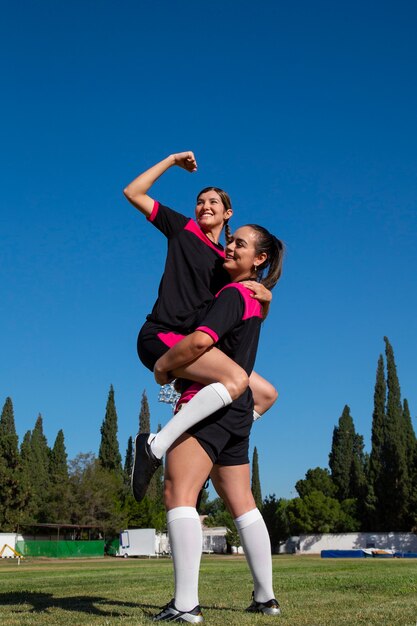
<box><xmin>151</xmin><ymin>223</ymin><xmax>284</xmax><ymax>622</ymax></box>
<box><xmin>124</xmin><ymin>152</ymin><xmax>278</xmax><ymax>502</ymax></box>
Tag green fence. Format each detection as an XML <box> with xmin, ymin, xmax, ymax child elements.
<box><xmin>15</xmin><ymin>540</ymin><xmax>104</xmax><ymax>558</ymax></box>
<box><xmin>105</xmin><ymin>537</ymin><xmax>120</xmax><ymax>556</ymax></box>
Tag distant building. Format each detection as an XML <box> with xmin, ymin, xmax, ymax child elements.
<box><xmin>279</xmin><ymin>532</ymin><xmax>417</xmax><ymax>554</ymax></box>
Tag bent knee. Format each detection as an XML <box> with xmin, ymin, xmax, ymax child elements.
<box><xmin>268</xmin><ymin>385</ymin><xmax>279</xmax><ymax>405</ymax></box>
<box><xmin>225</xmin><ymin>370</ymin><xmax>250</xmax><ymax>400</ymax></box>
<box><xmin>254</xmin><ymin>383</ymin><xmax>278</xmax><ymax>413</ymax></box>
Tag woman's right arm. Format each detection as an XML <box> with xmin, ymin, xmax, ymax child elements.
<box><xmin>123</xmin><ymin>152</ymin><xmax>197</xmax><ymax>217</ymax></box>
<box><xmin>154</xmin><ymin>330</ymin><xmax>214</xmax><ymax>385</ymax></box>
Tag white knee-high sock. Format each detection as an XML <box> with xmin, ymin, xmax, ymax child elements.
<box><xmin>150</xmin><ymin>383</ymin><xmax>232</xmax><ymax>459</ymax></box>
<box><xmin>234</xmin><ymin>508</ymin><xmax>275</xmax><ymax>603</ymax></box>
<box><xmin>167</xmin><ymin>506</ymin><xmax>202</xmax><ymax>612</ymax></box>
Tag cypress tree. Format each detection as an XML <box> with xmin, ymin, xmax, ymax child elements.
<box><xmin>0</xmin><ymin>397</ymin><xmax>25</xmax><ymax>530</ymax></box>
<box><xmin>402</xmin><ymin>399</ymin><xmax>416</xmax><ymax>476</ymax></box>
<box><xmin>409</xmin><ymin>437</ymin><xmax>417</xmax><ymax>531</ymax></box>
<box><xmin>47</xmin><ymin>429</ymin><xmax>70</xmax><ymax>522</ymax></box>
<box><xmin>382</xmin><ymin>336</ymin><xmax>409</xmax><ymax>529</ymax></box>
<box><xmin>124</xmin><ymin>436</ymin><xmax>134</xmax><ymax>483</ymax></box>
<box><xmin>20</xmin><ymin>430</ymin><xmax>33</xmax><ymax>484</ymax></box>
<box><xmin>0</xmin><ymin>397</ymin><xmax>19</xmax><ymax>466</ymax></box>
<box><xmin>350</xmin><ymin>433</ymin><xmax>366</xmax><ymax>501</ymax></box>
<box><xmin>349</xmin><ymin>432</ymin><xmax>367</xmax><ymax>528</ymax></box>
<box><xmin>329</xmin><ymin>405</ymin><xmax>356</xmax><ymax>501</ymax></box>
<box><xmin>251</xmin><ymin>447</ymin><xmax>262</xmax><ymax>510</ymax></box>
<box><xmin>20</xmin><ymin>430</ymin><xmax>36</xmax><ymax>523</ymax></box>
<box><xmin>402</xmin><ymin>399</ymin><xmax>417</xmax><ymax>528</ymax></box>
<box><xmin>98</xmin><ymin>385</ymin><xmax>122</xmax><ymax>472</ymax></box>
<box><xmin>367</xmin><ymin>354</ymin><xmax>386</xmax><ymax>529</ymax></box>
<box><xmin>30</xmin><ymin>414</ymin><xmax>52</xmax><ymax>522</ymax></box>
<box><xmin>50</xmin><ymin>430</ymin><xmax>68</xmax><ymax>479</ymax></box>
<box><xmin>139</xmin><ymin>390</ymin><xmax>150</xmax><ymax>433</ymax></box>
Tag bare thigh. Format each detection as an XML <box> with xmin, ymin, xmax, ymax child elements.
<box><xmin>210</xmin><ymin>464</ymin><xmax>256</xmax><ymax>518</ymax></box>
<box><xmin>172</xmin><ymin>346</ymin><xmax>248</xmax><ymax>400</ymax></box>
<box><xmin>164</xmin><ymin>434</ymin><xmax>213</xmax><ymax>511</ymax></box>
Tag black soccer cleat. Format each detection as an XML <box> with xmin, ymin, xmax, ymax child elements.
<box><xmin>246</xmin><ymin>592</ymin><xmax>281</xmax><ymax>616</ymax></box>
<box><xmin>131</xmin><ymin>433</ymin><xmax>162</xmax><ymax>503</ymax></box>
<box><xmin>153</xmin><ymin>599</ymin><xmax>204</xmax><ymax>622</ymax></box>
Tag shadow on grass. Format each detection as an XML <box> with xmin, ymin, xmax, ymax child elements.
<box><xmin>0</xmin><ymin>592</ymin><xmax>245</xmax><ymax>618</ymax></box>
<box><xmin>0</xmin><ymin>591</ymin><xmax>157</xmax><ymax>617</ymax></box>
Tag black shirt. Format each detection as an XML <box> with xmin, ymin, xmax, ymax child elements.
<box><xmin>190</xmin><ymin>282</ymin><xmax>264</xmax><ymax>435</ymax></box>
<box><xmin>196</xmin><ymin>283</ymin><xmax>263</xmax><ymax>376</ymax></box>
<box><xmin>146</xmin><ymin>201</ymin><xmax>230</xmax><ymax>333</ymax></box>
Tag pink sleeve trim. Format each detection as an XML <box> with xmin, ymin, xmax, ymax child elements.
<box><xmin>147</xmin><ymin>200</ymin><xmax>160</xmax><ymax>222</ymax></box>
<box><xmin>196</xmin><ymin>326</ymin><xmax>219</xmax><ymax>343</ymax></box>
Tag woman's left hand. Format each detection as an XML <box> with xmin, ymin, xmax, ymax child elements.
<box><xmin>241</xmin><ymin>280</ymin><xmax>272</xmax><ymax>303</ymax></box>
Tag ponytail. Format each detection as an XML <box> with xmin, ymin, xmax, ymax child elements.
<box><xmin>246</xmin><ymin>224</ymin><xmax>285</xmax><ymax>290</ymax></box>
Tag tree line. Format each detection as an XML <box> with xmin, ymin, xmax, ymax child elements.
<box><xmin>263</xmin><ymin>337</ymin><xmax>417</xmax><ymax>550</ymax></box>
<box><xmin>0</xmin><ymin>382</ymin><xmax>261</xmax><ymax>543</ymax></box>
<box><xmin>1</xmin><ymin>337</ymin><xmax>416</xmax><ymax>547</ymax></box>
<box><xmin>0</xmin><ymin>386</ymin><xmax>168</xmax><ymax>536</ymax></box>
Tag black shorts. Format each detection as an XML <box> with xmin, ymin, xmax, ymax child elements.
<box><xmin>178</xmin><ymin>390</ymin><xmax>253</xmax><ymax>466</ymax></box>
<box><xmin>192</xmin><ymin>421</ymin><xmax>251</xmax><ymax>466</ymax></box>
<box><xmin>137</xmin><ymin>321</ymin><xmax>186</xmax><ymax>371</ymax></box>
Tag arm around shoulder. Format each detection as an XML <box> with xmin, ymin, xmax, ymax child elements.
<box><xmin>240</xmin><ymin>280</ymin><xmax>272</xmax><ymax>319</ymax></box>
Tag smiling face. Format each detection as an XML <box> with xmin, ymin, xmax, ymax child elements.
<box><xmin>223</xmin><ymin>226</ymin><xmax>267</xmax><ymax>281</ymax></box>
<box><xmin>195</xmin><ymin>189</ymin><xmax>233</xmax><ymax>239</ymax></box>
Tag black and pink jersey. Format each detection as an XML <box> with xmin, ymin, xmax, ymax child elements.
<box><xmin>180</xmin><ymin>283</ymin><xmax>264</xmax><ymax>437</ymax></box>
<box><xmin>146</xmin><ymin>202</ymin><xmax>230</xmax><ymax>333</ymax></box>
<box><xmin>196</xmin><ymin>282</ymin><xmax>263</xmax><ymax>376</ymax></box>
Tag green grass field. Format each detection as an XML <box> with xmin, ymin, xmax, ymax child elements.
<box><xmin>0</xmin><ymin>555</ymin><xmax>416</xmax><ymax>625</ymax></box>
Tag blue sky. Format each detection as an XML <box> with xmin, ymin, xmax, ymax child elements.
<box><xmin>1</xmin><ymin>0</ymin><xmax>416</xmax><ymax>499</ymax></box>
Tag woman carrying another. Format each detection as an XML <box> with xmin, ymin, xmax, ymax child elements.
<box><xmin>123</xmin><ymin>153</ymin><xmax>278</xmax><ymax>502</ymax></box>
<box><xmin>150</xmin><ymin>224</ymin><xmax>284</xmax><ymax>622</ymax></box>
